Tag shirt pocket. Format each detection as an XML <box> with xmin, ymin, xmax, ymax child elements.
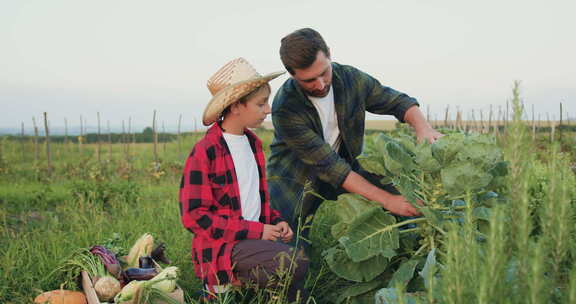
<box><xmin>209</xmin><ymin>171</ymin><xmax>233</xmax><ymax>200</ymax></box>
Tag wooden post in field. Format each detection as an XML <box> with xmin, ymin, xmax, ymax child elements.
<box><xmin>426</xmin><ymin>105</ymin><xmax>431</xmax><ymax>123</ymax></box>
<box><xmin>97</xmin><ymin>112</ymin><xmax>102</xmax><ymax>165</ymax></box>
<box><xmin>505</xmin><ymin>100</ymin><xmax>509</xmax><ymax>127</ymax></box>
<box><xmin>64</xmin><ymin>118</ymin><xmax>69</xmax><ymax>153</ymax></box>
<box><xmin>162</xmin><ymin>121</ymin><xmax>167</xmax><ymax>155</ymax></box>
<box><xmin>153</xmin><ymin>110</ymin><xmax>159</xmax><ymax>172</ymax></box>
<box><xmin>479</xmin><ymin>110</ymin><xmax>485</xmax><ymax>134</ymax></box>
<box><xmin>456</xmin><ymin>110</ymin><xmax>462</xmax><ymax>131</ymax></box>
<box><xmin>107</xmin><ymin>120</ymin><xmax>112</xmax><ymax>162</ymax></box>
<box><xmin>471</xmin><ymin>109</ymin><xmax>477</xmax><ymax>133</ymax></box>
<box><xmin>32</xmin><ymin>117</ymin><xmax>39</xmax><ymax>166</ymax></box>
<box><xmin>488</xmin><ymin>105</ymin><xmax>493</xmax><ymax>134</ymax></box>
<box><xmin>20</xmin><ymin>122</ymin><xmax>25</xmax><ymax>161</ymax></box>
<box><xmin>559</xmin><ymin>102</ymin><xmax>563</xmax><ymax>143</ymax></box>
<box><xmin>121</xmin><ymin>120</ymin><xmax>127</xmax><ymax>165</ymax></box>
<box><xmin>43</xmin><ymin>112</ymin><xmax>52</xmax><ymax>177</ymax></box>
<box><xmin>547</xmin><ymin>113</ymin><xmax>553</xmax><ymax>142</ymax></box>
<box><xmin>444</xmin><ymin>105</ymin><xmax>449</xmax><ymax>128</ymax></box>
<box><xmin>177</xmin><ymin>114</ymin><xmax>182</xmax><ymax>158</ymax></box>
<box><xmin>79</xmin><ymin>115</ymin><xmax>84</xmax><ymax>155</ymax></box>
<box><xmin>128</xmin><ymin>117</ymin><xmax>134</xmax><ymax>155</ymax></box>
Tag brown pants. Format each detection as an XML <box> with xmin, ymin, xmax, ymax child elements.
<box><xmin>232</xmin><ymin>240</ymin><xmax>309</xmax><ymax>303</ymax></box>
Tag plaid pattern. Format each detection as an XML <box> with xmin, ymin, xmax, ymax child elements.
<box><xmin>180</xmin><ymin>123</ymin><xmax>283</xmax><ymax>290</ymax></box>
<box><xmin>267</xmin><ymin>62</ymin><xmax>419</xmax><ymax>223</ymax></box>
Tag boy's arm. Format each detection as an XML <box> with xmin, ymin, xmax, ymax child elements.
<box><xmin>179</xmin><ymin>146</ymin><xmax>264</xmax><ymax>241</ymax></box>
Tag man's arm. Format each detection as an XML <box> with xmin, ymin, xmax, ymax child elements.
<box><xmin>403</xmin><ymin>106</ymin><xmax>443</xmax><ymax>143</ymax></box>
<box><xmin>341</xmin><ymin>171</ymin><xmax>420</xmax><ymax>216</ymax></box>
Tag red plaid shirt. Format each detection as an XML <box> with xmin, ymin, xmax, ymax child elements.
<box><xmin>179</xmin><ymin>123</ymin><xmax>283</xmax><ymax>289</ymax></box>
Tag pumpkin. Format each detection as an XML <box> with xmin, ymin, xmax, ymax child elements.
<box><xmin>34</xmin><ymin>290</ymin><xmax>87</xmax><ymax>304</ymax></box>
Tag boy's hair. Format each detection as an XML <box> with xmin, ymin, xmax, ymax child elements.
<box><xmin>280</xmin><ymin>28</ymin><xmax>330</xmax><ymax>75</ymax></box>
<box><xmin>219</xmin><ymin>83</ymin><xmax>271</xmax><ymax>120</ymax></box>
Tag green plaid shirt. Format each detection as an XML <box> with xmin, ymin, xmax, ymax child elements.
<box><xmin>267</xmin><ymin>62</ymin><xmax>419</xmax><ymax>223</ymax></box>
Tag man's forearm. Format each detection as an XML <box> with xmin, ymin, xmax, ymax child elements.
<box><xmin>341</xmin><ymin>171</ymin><xmax>392</xmax><ymax>204</ymax></box>
<box><xmin>403</xmin><ymin>106</ymin><xmax>432</xmax><ymax>132</ymax></box>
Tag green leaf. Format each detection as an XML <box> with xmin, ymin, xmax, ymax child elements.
<box><xmin>339</xmin><ymin>207</ymin><xmax>399</xmax><ymax>262</ymax></box>
<box><xmin>374</xmin><ymin>288</ymin><xmax>419</xmax><ymax>304</ymax></box>
<box><xmin>387</xmin><ymin>259</ymin><xmax>420</xmax><ymax>288</ymax></box>
<box><xmin>335</xmin><ymin>280</ymin><xmax>384</xmax><ymax>304</ymax></box>
<box><xmin>456</xmin><ymin>135</ymin><xmax>502</xmax><ymax>169</ymax></box>
<box><xmin>358</xmin><ymin>155</ymin><xmax>387</xmax><ymax>176</ymax></box>
<box><xmin>431</xmin><ymin>133</ymin><xmax>465</xmax><ymax>165</ymax></box>
<box><xmin>414</xmin><ymin>142</ymin><xmax>441</xmax><ymax>172</ymax></box>
<box><xmin>324</xmin><ymin>247</ymin><xmax>390</xmax><ymax>282</ymax></box>
<box><xmin>391</xmin><ymin>175</ymin><xmax>421</xmax><ymax>205</ymax></box>
<box><xmin>385</xmin><ymin>141</ymin><xmax>415</xmax><ymax>171</ymax></box>
<box><xmin>441</xmin><ymin>162</ymin><xmax>493</xmax><ymax>196</ymax></box>
<box><xmin>473</xmin><ymin>206</ymin><xmax>491</xmax><ymax>221</ymax></box>
<box><xmin>419</xmin><ymin>248</ymin><xmax>438</xmax><ymax>290</ymax></box>
<box><xmin>309</xmin><ymin>200</ymin><xmax>340</xmax><ymax>252</ymax></box>
<box><xmin>489</xmin><ymin>161</ymin><xmax>509</xmax><ymax>177</ymax></box>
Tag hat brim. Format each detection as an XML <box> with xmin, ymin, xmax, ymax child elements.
<box><xmin>202</xmin><ymin>71</ymin><xmax>285</xmax><ymax>126</ymax></box>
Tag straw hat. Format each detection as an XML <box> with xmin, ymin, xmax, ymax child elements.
<box><xmin>203</xmin><ymin>58</ymin><xmax>285</xmax><ymax>126</ymax></box>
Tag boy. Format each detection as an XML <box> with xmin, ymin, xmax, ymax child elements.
<box><xmin>179</xmin><ymin>58</ymin><xmax>309</xmax><ymax>302</ymax></box>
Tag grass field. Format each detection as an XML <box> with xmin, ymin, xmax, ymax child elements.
<box><xmin>1</xmin><ymin>99</ymin><xmax>576</xmax><ymax>303</ymax></box>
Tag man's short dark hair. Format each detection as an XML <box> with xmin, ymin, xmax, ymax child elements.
<box><xmin>280</xmin><ymin>28</ymin><xmax>330</xmax><ymax>75</ymax></box>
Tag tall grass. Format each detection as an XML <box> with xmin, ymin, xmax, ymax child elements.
<box><xmin>1</xmin><ymin>91</ymin><xmax>575</xmax><ymax>303</ymax></box>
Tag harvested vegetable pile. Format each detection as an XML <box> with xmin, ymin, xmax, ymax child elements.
<box><xmin>45</xmin><ymin>233</ymin><xmax>180</xmax><ymax>304</ymax></box>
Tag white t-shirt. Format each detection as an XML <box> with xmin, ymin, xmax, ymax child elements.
<box><xmin>308</xmin><ymin>86</ymin><xmax>341</xmax><ymax>151</ymax></box>
<box><xmin>222</xmin><ymin>132</ymin><xmax>261</xmax><ymax>222</ymax></box>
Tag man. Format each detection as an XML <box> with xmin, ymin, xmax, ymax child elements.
<box><xmin>267</xmin><ymin>28</ymin><xmax>442</xmax><ymax>231</ymax></box>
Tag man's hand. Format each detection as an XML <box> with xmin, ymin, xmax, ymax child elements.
<box><xmin>403</xmin><ymin>106</ymin><xmax>443</xmax><ymax>143</ymax></box>
<box><xmin>415</xmin><ymin>126</ymin><xmax>443</xmax><ymax>144</ymax></box>
<box><xmin>380</xmin><ymin>194</ymin><xmax>421</xmax><ymax>217</ymax></box>
<box><xmin>276</xmin><ymin>221</ymin><xmax>294</xmax><ymax>242</ymax></box>
<box><xmin>262</xmin><ymin>224</ymin><xmax>282</xmax><ymax>241</ymax></box>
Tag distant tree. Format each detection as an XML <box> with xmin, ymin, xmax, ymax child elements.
<box><xmin>142</xmin><ymin>127</ymin><xmax>154</xmax><ymax>142</ymax></box>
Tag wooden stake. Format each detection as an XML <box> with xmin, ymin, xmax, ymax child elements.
<box><xmin>559</xmin><ymin>102</ymin><xmax>563</xmax><ymax>143</ymax></box>
<box><xmin>531</xmin><ymin>104</ymin><xmax>536</xmax><ymax>141</ymax></box>
<box><xmin>43</xmin><ymin>112</ymin><xmax>52</xmax><ymax>177</ymax></box>
<box><xmin>64</xmin><ymin>118</ymin><xmax>69</xmax><ymax>152</ymax></box>
<box><xmin>20</xmin><ymin>122</ymin><xmax>25</xmax><ymax>161</ymax></box>
<box><xmin>547</xmin><ymin>113</ymin><xmax>553</xmax><ymax>142</ymax></box>
<box><xmin>79</xmin><ymin>115</ymin><xmax>84</xmax><ymax>154</ymax></box>
<box><xmin>488</xmin><ymin>105</ymin><xmax>493</xmax><ymax>134</ymax></box>
<box><xmin>32</xmin><ymin>117</ymin><xmax>40</xmax><ymax>166</ymax></box>
<box><xmin>162</xmin><ymin>121</ymin><xmax>167</xmax><ymax>155</ymax></box>
<box><xmin>153</xmin><ymin>110</ymin><xmax>159</xmax><ymax>171</ymax></box>
<box><xmin>97</xmin><ymin>112</ymin><xmax>102</xmax><ymax>164</ymax></box>
<box><xmin>444</xmin><ymin>105</ymin><xmax>450</xmax><ymax>128</ymax></box>
<box><xmin>479</xmin><ymin>110</ymin><xmax>485</xmax><ymax>133</ymax></box>
<box><xmin>107</xmin><ymin>120</ymin><xmax>112</xmax><ymax>161</ymax></box>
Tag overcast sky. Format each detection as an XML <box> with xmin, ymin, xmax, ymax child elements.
<box><xmin>1</xmin><ymin>0</ymin><xmax>575</xmax><ymax>133</ymax></box>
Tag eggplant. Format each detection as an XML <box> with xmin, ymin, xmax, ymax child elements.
<box><xmin>139</xmin><ymin>256</ymin><xmax>155</xmax><ymax>269</ymax></box>
<box><xmin>124</xmin><ymin>267</ymin><xmax>158</xmax><ymax>281</ymax></box>
<box><xmin>151</xmin><ymin>242</ymin><xmax>172</xmax><ymax>264</ymax></box>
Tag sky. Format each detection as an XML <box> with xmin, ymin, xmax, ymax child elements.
<box><xmin>1</xmin><ymin>0</ymin><xmax>575</xmax><ymax>134</ymax></box>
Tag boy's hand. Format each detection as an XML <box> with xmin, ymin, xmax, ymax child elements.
<box><xmin>276</xmin><ymin>221</ymin><xmax>293</xmax><ymax>242</ymax></box>
<box><xmin>262</xmin><ymin>224</ymin><xmax>282</xmax><ymax>241</ymax></box>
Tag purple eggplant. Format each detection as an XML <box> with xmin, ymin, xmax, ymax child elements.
<box><xmin>151</xmin><ymin>242</ymin><xmax>171</xmax><ymax>264</ymax></box>
<box><xmin>124</xmin><ymin>267</ymin><xmax>158</xmax><ymax>281</ymax></box>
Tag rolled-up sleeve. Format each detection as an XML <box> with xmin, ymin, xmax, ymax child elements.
<box><xmin>272</xmin><ymin>108</ymin><xmax>352</xmax><ymax>188</ymax></box>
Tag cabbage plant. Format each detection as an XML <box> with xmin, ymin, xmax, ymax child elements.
<box><xmin>310</xmin><ymin>132</ymin><xmax>508</xmax><ymax>303</ymax></box>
